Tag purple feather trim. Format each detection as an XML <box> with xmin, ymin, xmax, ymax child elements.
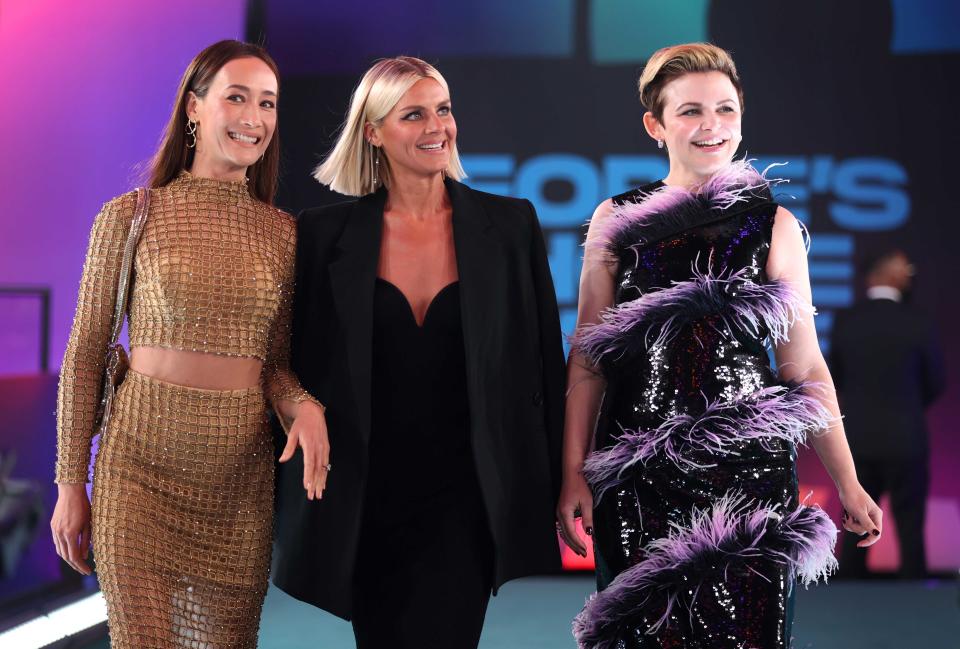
<box><xmin>584</xmin><ymin>382</ymin><xmax>834</xmax><ymax>501</ymax></box>
<box><xmin>587</xmin><ymin>158</ymin><xmax>781</xmax><ymax>259</ymax></box>
<box><xmin>572</xmin><ymin>494</ymin><xmax>838</xmax><ymax>649</ymax></box>
<box><xmin>571</xmin><ymin>264</ymin><xmax>812</xmax><ymax>368</ymax></box>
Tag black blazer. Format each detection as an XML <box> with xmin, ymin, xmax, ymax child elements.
<box><xmin>271</xmin><ymin>179</ymin><xmax>566</xmax><ymax>619</ymax></box>
<box><xmin>829</xmin><ymin>297</ymin><xmax>945</xmax><ymax>459</ymax></box>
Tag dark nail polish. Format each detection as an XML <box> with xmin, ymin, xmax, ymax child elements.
<box><xmin>585</xmin><ymin>526</ymin><xmax>593</xmax><ymax>536</ymax></box>
<box><xmin>872</xmin><ymin>529</ymin><xmax>880</xmax><ymax>536</ymax></box>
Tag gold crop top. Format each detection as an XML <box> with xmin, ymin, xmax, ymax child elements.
<box><xmin>56</xmin><ymin>172</ymin><xmax>312</xmax><ymax>483</ymax></box>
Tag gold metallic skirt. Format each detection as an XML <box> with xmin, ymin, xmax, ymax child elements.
<box><xmin>91</xmin><ymin>369</ymin><xmax>274</xmax><ymax>648</ymax></box>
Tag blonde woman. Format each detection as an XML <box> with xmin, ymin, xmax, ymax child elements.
<box><xmin>50</xmin><ymin>40</ymin><xmax>328</xmax><ymax>647</ymax></box>
<box><xmin>272</xmin><ymin>56</ymin><xmax>566</xmax><ymax>648</ymax></box>
<box><xmin>557</xmin><ymin>43</ymin><xmax>882</xmax><ymax>647</ymax></box>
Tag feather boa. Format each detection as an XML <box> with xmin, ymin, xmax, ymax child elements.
<box><xmin>572</xmin><ymin>494</ymin><xmax>837</xmax><ymax>648</ymax></box>
<box><xmin>584</xmin><ymin>382</ymin><xmax>834</xmax><ymax>501</ymax></box>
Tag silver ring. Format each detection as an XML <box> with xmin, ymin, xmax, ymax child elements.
<box><xmin>323</xmin><ymin>464</ymin><xmax>332</xmax><ymax>471</ymax></box>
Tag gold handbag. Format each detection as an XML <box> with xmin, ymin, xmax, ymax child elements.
<box><xmin>93</xmin><ymin>187</ymin><xmax>151</xmax><ymax>438</ymax></box>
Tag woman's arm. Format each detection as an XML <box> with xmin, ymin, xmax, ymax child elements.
<box><xmin>52</xmin><ymin>191</ymin><xmax>138</xmax><ymax>575</ymax></box>
<box><xmin>55</xmin><ymin>193</ymin><xmax>137</xmax><ymax>484</ymax></box>
<box><xmin>263</xmin><ymin>215</ymin><xmax>330</xmax><ymax>501</ymax></box>
<box><xmin>557</xmin><ymin>199</ymin><xmax>618</xmax><ymax>557</ymax></box>
<box><xmin>767</xmin><ymin>207</ymin><xmax>882</xmax><ymax>546</ymax></box>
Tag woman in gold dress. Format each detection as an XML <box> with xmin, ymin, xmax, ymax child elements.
<box><xmin>49</xmin><ymin>40</ymin><xmax>329</xmax><ymax>647</ymax></box>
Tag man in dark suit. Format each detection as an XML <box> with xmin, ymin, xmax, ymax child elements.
<box><xmin>830</xmin><ymin>250</ymin><xmax>945</xmax><ymax>578</ymax></box>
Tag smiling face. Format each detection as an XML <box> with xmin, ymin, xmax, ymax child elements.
<box><xmin>187</xmin><ymin>56</ymin><xmax>278</xmax><ymax>177</ymax></box>
<box><xmin>643</xmin><ymin>70</ymin><xmax>743</xmax><ymax>184</ymax></box>
<box><xmin>365</xmin><ymin>78</ymin><xmax>456</xmax><ymax>183</ymax></box>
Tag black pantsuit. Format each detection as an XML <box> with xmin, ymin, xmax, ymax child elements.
<box><xmin>351</xmin><ymin>277</ymin><xmax>494</xmax><ymax>647</ymax></box>
<box><xmin>352</xmin><ymin>463</ymin><xmax>493</xmax><ymax>648</ymax></box>
<box><xmin>271</xmin><ymin>178</ymin><xmax>566</xmax><ymax>644</ymax></box>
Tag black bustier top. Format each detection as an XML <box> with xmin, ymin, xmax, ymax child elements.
<box><xmin>364</xmin><ymin>278</ymin><xmax>473</xmax><ymax>523</ymax></box>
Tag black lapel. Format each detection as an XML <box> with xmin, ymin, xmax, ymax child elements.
<box><xmin>327</xmin><ymin>189</ymin><xmax>386</xmax><ymax>446</ymax></box>
<box><xmin>446</xmin><ymin>179</ymin><xmax>504</xmax><ymax>396</ymax></box>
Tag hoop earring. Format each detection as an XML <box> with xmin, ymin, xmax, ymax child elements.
<box><xmin>657</xmin><ymin>139</ymin><xmax>664</xmax><ymax>149</ymax></box>
<box><xmin>186</xmin><ymin>119</ymin><xmax>198</xmax><ymax>149</ymax></box>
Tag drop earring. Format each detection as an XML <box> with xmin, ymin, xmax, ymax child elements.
<box><xmin>186</xmin><ymin>119</ymin><xmax>198</xmax><ymax>148</ymax></box>
<box><xmin>657</xmin><ymin>139</ymin><xmax>664</xmax><ymax>149</ymax></box>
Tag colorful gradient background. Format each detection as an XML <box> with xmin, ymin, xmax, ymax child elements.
<box><xmin>1</xmin><ymin>0</ymin><xmax>958</xmax><ymax>601</ymax></box>
<box><xmin>0</xmin><ymin>0</ymin><xmax>246</xmax><ymax>370</ymax></box>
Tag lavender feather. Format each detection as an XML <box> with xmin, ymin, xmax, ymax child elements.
<box><xmin>587</xmin><ymin>158</ymin><xmax>780</xmax><ymax>260</ymax></box>
<box><xmin>571</xmin><ymin>264</ymin><xmax>812</xmax><ymax>369</ymax></box>
<box><xmin>571</xmin><ymin>494</ymin><xmax>838</xmax><ymax>649</ymax></box>
<box><xmin>583</xmin><ymin>382</ymin><xmax>834</xmax><ymax>501</ymax></box>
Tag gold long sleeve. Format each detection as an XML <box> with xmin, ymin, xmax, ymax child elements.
<box><xmin>262</xmin><ymin>220</ymin><xmax>318</xmax><ymax>411</ymax></box>
<box><xmin>56</xmin><ymin>192</ymin><xmax>138</xmax><ymax>483</ymax></box>
<box><xmin>56</xmin><ymin>173</ymin><xmax>317</xmax><ymax>482</ymax></box>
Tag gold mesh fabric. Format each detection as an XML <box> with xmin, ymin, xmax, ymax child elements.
<box><xmin>92</xmin><ymin>369</ymin><xmax>272</xmax><ymax>648</ymax></box>
<box><xmin>56</xmin><ymin>172</ymin><xmax>312</xmax><ymax>483</ymax></box>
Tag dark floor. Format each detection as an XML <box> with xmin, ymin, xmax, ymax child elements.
<box><xmin>78</xmin><ymin>577</ymin><xmax>958</xmax><ymax>648</ymax></box>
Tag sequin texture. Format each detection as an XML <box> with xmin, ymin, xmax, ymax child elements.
<box><xmin>572</xmin><ymin>167</ymin><xmax>837</xmax><ymax>649</ymax></box>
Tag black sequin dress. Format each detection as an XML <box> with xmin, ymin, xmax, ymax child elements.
<box><xmin>572</xmin><ymin>162</ymin><xmax>838</xmax><ymax>649</ymax></box>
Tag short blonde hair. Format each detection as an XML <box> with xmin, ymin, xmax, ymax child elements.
<box><xmin>638</xmin><ymin>43</ymin><xmax>744</xmax><ymax>122</ymax></box>
<box><xmin>314</xmin><ymin>56</ymin><xmax>466</xmax><ymax>196</ymax></box>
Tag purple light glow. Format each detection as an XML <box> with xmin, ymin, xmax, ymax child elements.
<box><xmin>0</xmin><ymin>0</ymin><xmax>246</xmax><ymax>375</ymax></box>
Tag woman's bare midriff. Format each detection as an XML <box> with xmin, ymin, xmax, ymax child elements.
<box><xmin>130</xmin><ymin>346</ymin><xmax>263</xmax><ymax>390</ymax></box>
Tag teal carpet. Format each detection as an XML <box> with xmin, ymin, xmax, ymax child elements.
<box><xmin>256</xmin><ymin>577</ymin><xmax>959</xmax><ymax>649</ymax></box>
<box><xmin>81</xmin><ymin>577</ymin><xmax>958</xmax><ymax>648</ymax></box>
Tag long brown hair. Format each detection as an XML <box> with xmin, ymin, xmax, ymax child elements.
<box><xmin>148</xmin><ymin>40</ymin><xmax>281</xmax><ymax>204</ymax></box>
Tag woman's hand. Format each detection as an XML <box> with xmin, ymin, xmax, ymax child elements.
<box><xmin>838</xmin><ymin>481</ymin><xmax>883</xmax><ymax>548</ymax></box>
<box><xmin>50</xmin><ymin>484</ymin><xmax>92</xmax><ymax>575</ymax></box>
<box><xmin>278</xmin><ymin>401</ymin><xmax>330</xmax><ymax>500</ymax></box>
<box><xmin>556</xmin><ymin>469</ymin><xmax>594</xmax><ymax>557</ymax></box>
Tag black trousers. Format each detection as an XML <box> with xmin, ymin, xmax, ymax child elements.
<box><xmin>839</xmin><ymin>455</ymin><xmax>928</xmax><ymax>579</ymax></box>
<box><xmin>351</xmin><ymin>480</ymin><xmax>494</xmax><ymax>649</ymax></box>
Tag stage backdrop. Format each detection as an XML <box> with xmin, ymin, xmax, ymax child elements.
<box><xmin>253</xmin><ymin>0</ymin><xmax>960</xmax><ymax>572</ymax></box>
<box><xmin>0</xmin><ymin>0</ymin><xmax>957</xmax><ymax>585</ymax></box>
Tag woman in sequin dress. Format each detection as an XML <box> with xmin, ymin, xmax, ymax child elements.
<box><xmin>557</xmin><ymin>43</ymin><xmax>883</xmax><ymax>648</ymax></box>
<box><xmin>49</xmin><ymin>40</ymin><xmax>328</xmax><ymax>648</ymax></box>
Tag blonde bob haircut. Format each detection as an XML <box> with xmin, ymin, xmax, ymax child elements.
<box><xmin>314</xmin><ymin>56</ymin><xmax>466</xmax><ymax>196</ymax></box>
<box><xmin>638</xmin><ymin>42</ymin><xmax>744</xmax><ymax>123</ymax></box>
